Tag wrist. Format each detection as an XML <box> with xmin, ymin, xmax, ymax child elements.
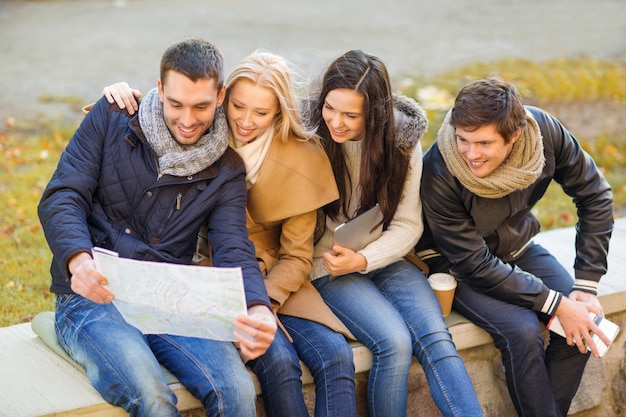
<box><xmin>248</xmin><ymin>304</ymin><xmax>273</xmax><ymax>317</ymax></box>
<box><xmin>554</xmin><ymin>294</ymin><xmax>570</xmax><ymax>316</ymax></box>
<box><xmin>69</xmin><ymin>252</ymin><xmax>92</xmax><ymax>275</ymax></box>
<box><xmin>356</xmin><ymin>253</ymin><xmax>368</xmax><ymax>270</ymax></box>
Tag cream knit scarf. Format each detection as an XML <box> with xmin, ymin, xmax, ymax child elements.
<box><xmin>438</xmin><ymin>109</ymin><xmax>545</xmax><ymax>199</ymax></box>
<box><xmin>230</xmin><ymin>125</ymin><xmax>274</xmax><ymax>189</ymax></box>
<box><xmin>139</xmin><ymin>88</ymin><xmax>229</xmax><ymax>177</ymax></box>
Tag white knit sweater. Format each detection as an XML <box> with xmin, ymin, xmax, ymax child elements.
<box><xmin>310</xmin><ymin>139</ymin><xmax>424</xmax><ymax>280</ymax></box>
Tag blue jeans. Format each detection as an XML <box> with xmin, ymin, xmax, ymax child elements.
<box><xmin>449</xmin><ymin>244</ymin><xmax>590</xmax><ymax>417</ymax></box>
<box><xmin>313</xmin><ymin>260</ymin><xmax>482</xmax><ymax>417</ymax></box>
<box><xmin>248</xmin><ymin>314</ymin><xmax>356</xmax><ymax>417</ymax></box>
<box><xmin>55</xmin><ymin>294</ymin><xmax>256</xmax><ymax>417</ymax></box>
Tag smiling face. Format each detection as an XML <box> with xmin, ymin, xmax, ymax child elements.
<box><xmin>322</xmin><ymin>88</ymin><xmax>366</xmax><ymax>143</ymax></box>
<box><xmin>455</xmin><ymin>123</ymin><xmax>520</xmax><ymax>178</ymax></box>
<box><xmin>226</xmin><ymin>78</ymin><xmax>280</xmax><ymax>145</ymax></box>
<box><xmin>157</xmin><ymin>70</ymin><xmax>225</xmax><ymax>146</ymax></box>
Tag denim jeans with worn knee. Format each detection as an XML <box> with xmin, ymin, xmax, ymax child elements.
<box><xmin>55</xmin><ymin>294</ymin><xmax>256</xmax><ymax>417</ymax></box>
<box><xmin>313</xmin><ymin>260</ymin><xmax>482</xmax><ymax>417</ymax></box>
<box><xmin>452</xmin><ymin>243</ymin><xmax>590</xmax><ymax>417</ymax></box>
<box><xmin>248</xmin><ymin>314</ymin><xmax>356</xmax><ymax>417</ymax></box>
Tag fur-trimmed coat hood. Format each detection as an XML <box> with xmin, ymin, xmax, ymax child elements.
<box><xmin>392</xmin><ymin>94</ymin><xmax>428</xmax><ymax>149</ymax></box>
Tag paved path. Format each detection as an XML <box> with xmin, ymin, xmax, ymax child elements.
<box><xmin>1</xmin><ymin>0</ymin><xmax>625</xmax><ymax>129</ymax></box>
<box><xmin>535</xmin><ymin>217</ymin><xmax>626</xmax><ymax>298</ymax></box>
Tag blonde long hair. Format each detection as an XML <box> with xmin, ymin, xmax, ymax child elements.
<box><xmin>224</xmin><ymin>51</ymin><xmax>316</xmax><ymax>143</ymax></box>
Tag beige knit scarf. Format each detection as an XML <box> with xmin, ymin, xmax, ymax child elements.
<box><xmin>438</xmin><ymin>109</ymin><xmax>545</xmax><ymax>199</ymax></box>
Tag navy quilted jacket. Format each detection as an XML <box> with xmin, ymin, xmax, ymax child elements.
<box><xmin>38</xmin><ymin>97</ymin><xmax>270</xmax><ymax>309</ymax></box>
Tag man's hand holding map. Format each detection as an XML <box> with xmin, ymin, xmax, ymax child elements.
<box><xmin>92</xmin><ymin>247</ymin><xmax>247</xmax><ymax>341</ymax></box>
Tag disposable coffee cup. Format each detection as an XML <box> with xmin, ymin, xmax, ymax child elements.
<box><xmin>427</xmin><ymin>273</ymin><xmax>457</xmax><ymax>317</ymax></box>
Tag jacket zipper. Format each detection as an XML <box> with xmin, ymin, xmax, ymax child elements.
<box><xmin>176</xmin><ymin>192</ymin><xmax>182</xmax><ymax>210</ymax></box>
<box><xmin>154</xmin><ymin>192</ymin><xmax>181</xmax><ymax>238</ymax></box>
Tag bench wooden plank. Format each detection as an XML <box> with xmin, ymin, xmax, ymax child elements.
<box><xmin>0</xmin><ymin>315</ymin><xmax>484</xmax><ymax>417</ymax></box>
<box><xmin>0</xmin><ymin>323</ymin><xmax>205</xmax><ymax>417</ymax></box>
<box><xmin>0</xmin><ymin>324</ymin><xmax>104</xmax><ymax>417</ymax></box>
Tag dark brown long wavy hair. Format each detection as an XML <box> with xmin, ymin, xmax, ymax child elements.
<box><xmin>310</xmin><ymin>50</ymin><xmax>409</xmax><ymax>229</ymax></box>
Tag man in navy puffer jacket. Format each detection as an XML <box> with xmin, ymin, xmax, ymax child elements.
<box><xmin>38</xmin><ymin>38</ymin><xmax>276</xmax><ymax>417</ymax></box>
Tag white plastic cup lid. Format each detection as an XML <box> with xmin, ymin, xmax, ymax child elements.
<box><xmin>428</xmin><ymin>273</ymin><xmax>457</xmax><ymax>291</ymax></box>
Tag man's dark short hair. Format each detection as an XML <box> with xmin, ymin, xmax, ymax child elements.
<box><xmin>451</xmin><ymin>76</ymin><xmax>527</xmax><ymax>143</ymax></box>
<box><xmin>160</xmin><ymin>38</ymin><xmax>225</xmax><ymax>89</ymax></box>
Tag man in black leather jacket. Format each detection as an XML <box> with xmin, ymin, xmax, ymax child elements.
<box><xmin>415</xmin><ymin>76</ymin><xmax>614</xmax><ymax>417</ymax></box>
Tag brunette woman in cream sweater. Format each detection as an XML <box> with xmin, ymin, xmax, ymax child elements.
<box><xmin>308</xmin><ymin>50</ymin><xmax>483</xmax><ymax>417</ymax></box>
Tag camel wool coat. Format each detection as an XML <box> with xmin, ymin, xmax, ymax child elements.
<box><xmin>199</xmin><ymin>135</ymin><xmax>354</xmax><ymax>340</ymax></box>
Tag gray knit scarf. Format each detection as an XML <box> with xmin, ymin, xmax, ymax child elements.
<box><xmin>438</xmin><ymin>109</ymin><xmax>545</xmax><ymax>199</ymax></box>
<box><xmin>139</xmin><ymin>88</ymin><xmax>229</xmax><ymax>177</ymax></box>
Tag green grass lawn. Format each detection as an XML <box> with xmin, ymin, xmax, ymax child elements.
<box><xmin>1</xmin><ymin>57</ymin><xmax>625</xmax><ymax>327</ymax></box>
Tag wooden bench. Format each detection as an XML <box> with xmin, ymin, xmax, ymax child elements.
<box><xmin>0</xmin><ymin>311</ymin><xmax>480</xmax><ymax>417</ymax></box>
<box><xmin>1</xmin><ymin>218</ymin><xmax>624</xmax><ymax>417</ymax></box>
